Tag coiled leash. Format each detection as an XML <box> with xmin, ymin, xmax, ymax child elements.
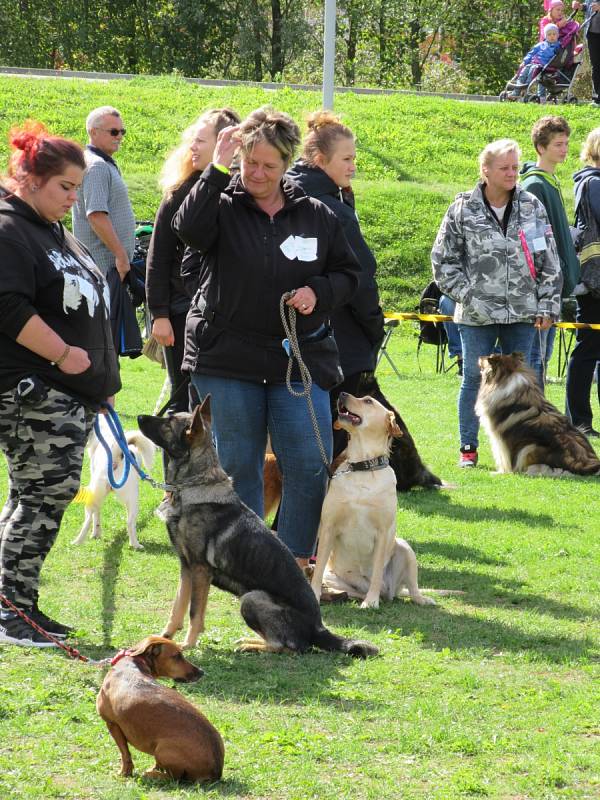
<box><xmin>93</xmin><ymin>402</ymin><xmax>173</xmax><ymax>492</ymax></box>
<box><xmin>280</xmin><ymin>292</ymin><xmax>333</xmax><ymax>479</ymax></box>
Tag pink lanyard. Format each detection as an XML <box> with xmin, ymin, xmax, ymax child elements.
<box><xmin>518</xmin><ymin>230</ymin><xmax>537</xmax><ymax>280</ymax></box>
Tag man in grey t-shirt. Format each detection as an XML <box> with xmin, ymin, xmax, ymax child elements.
<box><xmin>72</xmin><ymin>106</ymin><xmax>135</xmax><ymax>279</ymax></box>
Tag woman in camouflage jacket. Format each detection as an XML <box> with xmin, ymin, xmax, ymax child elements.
<box><xmin>431</xmin><ymin>138</ymin><xmax>562</xmax><ymax>467</ymax></box>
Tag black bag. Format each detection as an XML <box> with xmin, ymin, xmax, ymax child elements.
<box><xmin>417</xmin><ymin>281</ymin><xmax>447</xmax><ymax>348</ymax></box>
<box><xmin>126</xmin><ymin>222</ymin><xmax>154</xmax><ymax>308</ymax></box>
<box><xmin>575</xmin><ymin>180</ymin><xmax>600</xmax><ymax>298</ymax></box>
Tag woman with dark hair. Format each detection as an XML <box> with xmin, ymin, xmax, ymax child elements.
<box><xmin>0</xmin><ymin>120</ymin><xmax>120</xmax><ymax>647</ymax></box>
<box><xmin>287</xmin><ymin>111</ymin><xmax>385</xmax><ymax>458</ymax></box>
<box><xmin>173</xmin><ymin>106</ymin><xmax>360</xmax><ymax>566</ymax></box>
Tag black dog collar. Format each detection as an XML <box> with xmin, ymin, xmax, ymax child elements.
<box><xmin>333</xmin><ymin>455</ymin><xmax>389</xmax><ymax>477</ymax></box>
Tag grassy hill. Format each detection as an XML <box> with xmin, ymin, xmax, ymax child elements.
<box><xmin>1</xmin><ymin>74</ymin><xmax>600</xmax><ymax>310</ymax></box>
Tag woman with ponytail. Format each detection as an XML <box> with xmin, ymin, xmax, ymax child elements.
<box><xmin>0</xmin><ymin>121</ymin><xmax>120</xmax><ymax>647</ymax></box>
<box><xmin>287</xmin><ymin>112</ymin><xmax>385</xmax><ymax>458</ymax></box>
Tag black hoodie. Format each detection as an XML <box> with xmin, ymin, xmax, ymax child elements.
<box><xmin>286</xmin><ymin>161</ymin><xmax>384</xmax><ymax>375</ymax></box>
<box><xmin>573</xmin><ymin>165</ymin><xmax>600</xmax><ymax>227</ymax></box>
<box><xmin>0</xmin><ymin>191</ymin><xmax>121</xmax><ymax>406</ymax></box>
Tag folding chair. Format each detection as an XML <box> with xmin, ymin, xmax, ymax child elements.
<box><xmin>376</xmin><ymin>318</ymin><xmax>402</xmax><ymax>380</ymax></box>
<box><xmin>557</xmin><ymin>325</ymin><xmax>576</xmax><ymax>378</ymax></box>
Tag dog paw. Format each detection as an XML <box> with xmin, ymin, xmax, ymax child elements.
<box><xmin>130</xmin><ymin>543</ymin><xmax>144</xmax><ymax>551</ymax></box>
<box><xmin>360</xmin><ymin>597</ymin><xmax>380</xmax><ymax>609</ymax></box>
<box><xmin>413</xmin><ymin>594</ymin><xmax>436</xmax><ymax>606</ymax></box>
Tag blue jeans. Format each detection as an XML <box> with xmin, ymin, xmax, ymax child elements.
<box><xmin>529</xmin><ymin>325</ymin><xmax>556</xmax><ymax>390</ymax></box>
<box><xmin>457</xmin><ymin>323</ymin><xmax>535</xmax><ymax>448</ymax></box>
<box><xmin>190</xmin><ymin>374</ymin><xmax>332</xmax><ymax>558</ymax></box>
<box><xmin>439</xmin><ymin>295</ymin><xmax>462</xmax><ymax>360</ymax></box>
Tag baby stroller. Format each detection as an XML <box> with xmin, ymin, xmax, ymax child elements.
<box><xmin>499</xmin><ymin>10</ymin><xmax>582</xmax><ymax>104</ymax></box>
<box><xmin>523</xmin><ymin>35</ymin><xmax>583</xmax><ymax>104</ymax></box>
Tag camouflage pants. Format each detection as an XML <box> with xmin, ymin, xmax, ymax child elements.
<box><xmin>0</xmin><ymin>386</ymin><xmax>94</xmax><ymax>618</ymax></box>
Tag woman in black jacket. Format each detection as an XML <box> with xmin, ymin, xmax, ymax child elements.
<box><xmin>287</xmin><ymin>111</ymin><xmax>385</xmax><ymax>457</ymax></box>
<box><xmin>566</xmin><ymin>127</ymin><xmax>600</xmax><ymax>436</ymax></box>
<box><xmin>146</xmin><ymin>107</ymin><xmax>240</xmax><ymax>414</ymax></box>
<box><xmin>173</xmin><ymin>107</ymin><xmax>360</xmax><ymax>565</ymax></box>
<box><xmin>0</xmin><ymin>122</ymin><xmax>120</xmax><ymax>647</ymax></box>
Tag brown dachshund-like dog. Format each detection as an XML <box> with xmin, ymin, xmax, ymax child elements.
<box><xmin>97</xmin><ymin>635</ymin><xmax>224</xmax><ymax>782</ymax></box>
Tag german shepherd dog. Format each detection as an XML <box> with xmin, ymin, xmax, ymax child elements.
<box><xmin>138</xmin><ymin>399</ymin><xmax>378</xmax><ymax>658</ymax></box>
<box><xmin>476</xmin><ymin>352</ymin><xmax>600</xmax><ymax>476</ymax></box>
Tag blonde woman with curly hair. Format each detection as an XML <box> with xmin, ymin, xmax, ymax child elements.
<box><xmin>173</xmin><ymin>106</ymin><xmax>361</xmax><ymax>565</ymax></box>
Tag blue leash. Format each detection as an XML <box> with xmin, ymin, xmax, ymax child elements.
<box><xmin>94</xmin><ymin>403</ymin><xmax>150</xmax><ymax>490</ymax></box>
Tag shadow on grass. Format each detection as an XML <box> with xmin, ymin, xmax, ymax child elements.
<box><xmin>178</xmin><ymin>645</ymin><xmax>386</xmax><ymax>710</ymax></box>
<box><xmin>417</xmin><ymin>540</ymin><xmax>509</xmax><ymax>567</ymax></box>
<box><xmin>359</xmin><ymin>144</ymin><xmax>412</xmax><ymax>181</ymax></box>
<box><xmin>100</xmin><ymin>530</ymin><xmax>125</xmax><ymax>647</ymax></box>
<box><xmin>417</xmin><ymin>562</ymin><xmax>596</xmax><ymax>623</ymax></box>
<box><xmin>399</xmin><ymin>488</ymin><xmax>556</xmax><ymax>527</ymax></box>
<box><xmin>320</xmin><ymin>596</ymin><xmax>598</xmax><ymax>664</ymax></box>
<box><xmin>138</xmin><ymin>775</ymin><xmax>250</xmax><ymax>795</ymax></box>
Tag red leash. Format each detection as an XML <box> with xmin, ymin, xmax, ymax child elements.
<box><xmin>0</xmin><ymin>592</ymin><xmax>110</xmax><ymax>665</ymax></box>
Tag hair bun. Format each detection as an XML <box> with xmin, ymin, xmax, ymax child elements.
<box><xmin>9</xmin><ymin>119</ymin><xmax>48</xmax><ymax>153</ymax></box>
<box><xmin>306</xmin><ymin>110</ymin><xmax>342</xmax><ymax>131</ymax></box>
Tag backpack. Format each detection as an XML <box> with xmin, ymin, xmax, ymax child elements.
<box><xmin>126</xmin><ymin>222</ymin><xmax>153</xmax><ymax>308</ymax></box>
<box><xmin>417</xmin><ymin>281</ymin><xmax>447</xmax><ymax>350</ymax></box>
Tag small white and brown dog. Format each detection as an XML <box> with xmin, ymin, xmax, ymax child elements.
<box><xmin>311</xmin><ymin>392</ymin><xmax>435</xmax><ymax>609</ymax></box>
<box><xmin>73</xmin><ymin>414</ymin><xmax>155</xmax><ymax>550</ymax></box>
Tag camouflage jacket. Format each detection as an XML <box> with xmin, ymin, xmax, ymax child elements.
<box><xmin>431</xmin><ymin>183</ymin><xmax>562</xmax><ymax>325</ymax></box>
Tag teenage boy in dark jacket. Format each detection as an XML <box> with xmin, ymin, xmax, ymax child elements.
<box><xmin>520</xmin><ymin>115</ymin><xmax>580</xmax><ymax>389</ymax></box>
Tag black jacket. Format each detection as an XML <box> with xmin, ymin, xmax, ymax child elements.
<box><xmin>574</xmin><ymin>165</ymin><xmax>600</xmax><ymax>227</ymax></box>
<box><xmin>146</xmin><ymin>172</ymin><xmax>199</xmax><ymax>319</ymax></box>
<box><xmin>173</xmin><ymin>164</ymin><xmax>361</xmax><ymax>386</ymax></box>
<box><xmin>0</xmin><ymin>191</ymin><xmax>121</xmax><ymax>406</ymax></box>
<box><xmin>287</xmin><ymin>161</ymin><xmax>384</xmax><ymax>374</ymax></box>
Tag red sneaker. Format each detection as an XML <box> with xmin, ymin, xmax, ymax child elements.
<box><xmin>459</xmin><ymin>447</ymin><xmax>478</xmax><ymax>468</ymax></box>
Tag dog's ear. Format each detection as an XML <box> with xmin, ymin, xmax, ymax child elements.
<box><xmin>188</xmin><ymin>398</ymin><xmax>211</xmax><ymax>440</ymax></box>
<box><xmin>129</xmin><ymin>637</ymin><xmax>161</xmax><ymax>658</ymax></box>
<box><xmin>387</xmin><ymin>411</ymin><xmax>403</xmax><ymax>438</ymax></box>
<box><xmin>199</xmin><ymin>394</ymin><xmax>212</xmax><ymax>426</ymax></box>
<box><xmin>511</xmin><ymin>351</ymin><xmax>524</xmax><ymax>364</ymax></box>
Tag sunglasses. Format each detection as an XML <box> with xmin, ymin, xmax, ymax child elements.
<box><xmin>98</xmin><ymin>128</ymin><xmax>126</xmax><ymax>137</ymax></box>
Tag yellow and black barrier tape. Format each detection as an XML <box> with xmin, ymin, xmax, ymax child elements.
<box><xmin>384</xmin><ymin>312</ymin><xmax>600</xmax><ymax>331</ymax></box>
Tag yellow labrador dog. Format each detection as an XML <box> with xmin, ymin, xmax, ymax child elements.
<box><xmin>311</xmin><ymin>392</ymin><xmax>435</xmax><ymax>609</ymax></box>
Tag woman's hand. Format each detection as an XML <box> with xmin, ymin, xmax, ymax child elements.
<box><xmin>59</xmin><ymin>346</ymin><xmax>91</xmax><ymax>374</ymax></box>
<box><xmin>212</xmin><ymin>125</ymin><xmax>240</xmax><ymax>170</ymax></box>
<box><xmin>286</xmin><ymin>286</ymin><xmax>317</xmax><ymax>315</ymax></box>
<box><xmin>534</xmin><ymin>316</ymin><xmax>553</xmax><ymax>330</ymax></box>
<box><xmin>152</xmin><ymin>317</ymin><xmax>175</xmax><ymax>347</ymax></box>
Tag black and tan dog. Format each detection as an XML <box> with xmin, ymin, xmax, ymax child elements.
<box><xmin>138</xmin><ymin>399</ymin><xmax>378</xmax><ymax>658</ymax></box>
<box><xmin>476</xmin><ymin>352</ymin><xmax>600</xmax><ymax>476</ymax></box>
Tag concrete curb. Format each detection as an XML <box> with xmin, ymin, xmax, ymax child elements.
<box><xmin>0</xmin><ymin>66</ymin><xmax>500</xmax><ymax>103</ymax></box>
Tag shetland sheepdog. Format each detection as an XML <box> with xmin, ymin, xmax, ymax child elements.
<box><xmin>475</xmin><ymin>352</ymin><xmax>600</xmax><ymax>476</ymax></box>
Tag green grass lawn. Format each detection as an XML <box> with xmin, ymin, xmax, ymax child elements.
<box><xmin>1</xmin><ymin>329</ymin><xmax>599</xmax><ymax>800</ymax></box>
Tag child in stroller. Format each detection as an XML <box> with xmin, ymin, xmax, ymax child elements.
<box><xmin>507</xmin><ymin>24</ymin><xmax>560</xmax><ymax>100</ymax></box>
<box><xmin>501</xmin><ymin>8</ymin><xmax>582</xmax><ymax>103</ymax></box>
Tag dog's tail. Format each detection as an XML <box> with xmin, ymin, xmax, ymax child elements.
<box><xmin>126</xmin><ymin>432</ymin><xmax>156</xmax><ymax>471</ymax></box>
<box><xmin>312</xmin><ymin>626</ymin><xmax>379</xmax><ymax>659</ymax></box>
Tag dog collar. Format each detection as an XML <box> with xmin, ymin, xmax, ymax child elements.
<box><xmin>332</xmin><ymin>455</ymin><xmax>389</xmax><ymax>477</ymax></box>
<box><xmin>110</xmin><ymin>649</ymin><xmax>134</xmax><ymax>666</ymax></box>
